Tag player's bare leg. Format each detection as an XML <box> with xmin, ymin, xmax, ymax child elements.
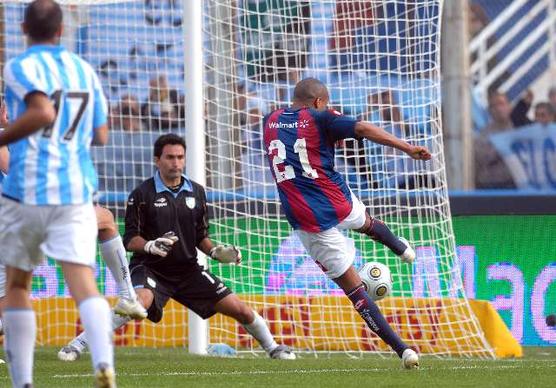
<box><xmin>356</xmin><ymin>213</ymin><xmax>416</xmax><ymax>264</ymax></box>
<box><xmin>96</xmin><ymin>206</ymin><xmax>147</xmax><ymax>319</ymax></box>
<box><xmin>60</xmin><ymin>262</ymin><xmax>115</xmax><ymax>386</ymax></box>
<box><xmin>334</xmin><ymin>266</ymin><xmax>419</xmax><ymax>369</ymax></box>
<box><xmin>215</xmin><ymin>294</ymin><xmax>296</xmax><ymax>360</ymax></box>
<box><xmin>58</xmin><ymin>287</ymin><xmax>153</xmax><ymax>362</ymax></box>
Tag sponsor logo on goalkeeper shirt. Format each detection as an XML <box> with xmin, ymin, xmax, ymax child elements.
<box><xmin>154</xmin><ymin>197</ymin><xmax>168</xmax><ymax>208</ymax></box>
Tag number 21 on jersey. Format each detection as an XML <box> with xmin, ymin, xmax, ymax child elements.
<box><xmin>268</xmin><ymin>138</ymin><xmax>319</xmax><ymax>183</ymax></box>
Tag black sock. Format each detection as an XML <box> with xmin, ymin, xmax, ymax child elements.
<box><xmin>367</xmin><ymin>219</ymin><xmax>406</xmax><ymax>256</ymax></box>
<box><xmin>347</xmin><ymin>285</ymin><xmax>408</xmax><ymax>357</ymax></box>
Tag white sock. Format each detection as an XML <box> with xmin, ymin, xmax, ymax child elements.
<box><xmin>79</xmin><ymin>297</ymin><xmax>114</xmax><ymax>369</ymax></box>
<box><xmin>69</xmin><ymin>310</ymin><xmax>131</xmax><ymax>353</ymax></box>
<box><xmin>100</xmin><ymin>236</ymin><xmax>136</xmax><ymax>299</ymax></box>
<box><xmin>3</xmin><ymin>308</ymin><xmax>36</xmax><ymax>387</ymax></box>
<box><xmin>242</xmin><ymin>311</ymin><xmax>278</xmax><ymax>352</ymax></box>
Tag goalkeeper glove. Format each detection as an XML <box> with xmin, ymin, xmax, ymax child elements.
<box><xmin>144</xmin><ymin>231</ymin><xmax>179</xmax><ymax>257</ymax></box>
<box><xmin>209</xmin><ymin>245</ymin><xmax>242</xmax><ymax>264</ymax></box>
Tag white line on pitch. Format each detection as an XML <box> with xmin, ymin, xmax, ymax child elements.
<box><xmin>50</xmin><ymin>364</ymin><xmax>545</xmax><ymax>379</ymax></box>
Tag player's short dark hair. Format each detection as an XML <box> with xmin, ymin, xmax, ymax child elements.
<box><xmin>24</xmin><ymin>0</ymin><xmax>63</xmax><ymax>42</ymax></box>
<box><xmin>293</xmin><ymin>78</ymin><xmax>329</xmax><ymax>103</ymax></box>
<box><xmin>154</xmin><ymin>133</ymin><xmax>186</xmax><ymax>158</ymax></box>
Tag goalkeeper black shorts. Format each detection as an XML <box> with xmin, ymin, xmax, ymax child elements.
<box><xmin>130</xmin><ymin>264</ymin><xmax>232</xmax><ymax>322</ymax></box>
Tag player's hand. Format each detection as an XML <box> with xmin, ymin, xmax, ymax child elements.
<box><xmin>209</xmin><ymin>245</ymin><xmax>242</xmax><ymax>265</ymax></box>
<box><xmin>407</xmin><ymin>145</ymin><xmax>431</xmax><ymax>161</ymax></box>
<box><xmin>144</xmin><ymin>231</ymin><xmax>179</xmax><ymax>257</ymax></box>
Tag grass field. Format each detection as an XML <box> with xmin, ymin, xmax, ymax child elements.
<box><xmin>1</xmin><ymin>346</ymin><xmax>555</xmax><ymax>387</ymax></box>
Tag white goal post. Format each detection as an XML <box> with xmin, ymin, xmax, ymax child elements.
<box><xmin>0</xmin><ymin>0</ymin><xmax>494</xmax><ymax>358</ymax></box>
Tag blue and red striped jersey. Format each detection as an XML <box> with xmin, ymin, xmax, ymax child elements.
<box><xmin>263</xmin><ymin>107</ymin><xmax>359</xmax><ymax>232</ymax></box>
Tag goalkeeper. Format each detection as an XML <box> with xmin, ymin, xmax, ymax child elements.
<box><xmin>58</xmin><ymin>133</ymin><xmax>295</xmax><ymax>361</ymax></box>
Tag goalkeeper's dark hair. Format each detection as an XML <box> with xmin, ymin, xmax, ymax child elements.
<box><xmin>154</xmin><ymin>133</ymin><xmax>186</xmax><ymax>158</ymax></box>
<box><xmin>293</xmin><ymin>78</ymin><xmax>329</xmax><ymax>103</ymax></box>
<box><xmin>24</xmin><ymin>0</ymin><xmax>63</xmax><ymax>42</ymax></box>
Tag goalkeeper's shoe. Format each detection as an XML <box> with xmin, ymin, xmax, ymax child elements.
<box><xmin>57</xmin><ymin>345</ymin><xmax>81</xmax><ymax>362</ymax></box>
<box><xmin>402</xmin><ymin>348</ymin><xmax>419</xmax><ymax>369</ymax></box>
<box><xmin>114</xmin><ymin>297</ymin><xmax>147</xmax><ymax>320</ymax></box>
<box><xmin>94</xmin><ymin>362</ymin><xmax>116</xmax><ymax>388</ymax></box>
<box><xmin>398</xmin><ymin>237</ymin><xmax>416</xmax><ymax>264</ymax></box>
<box><xmin>269</xmin><ymin>345</ymin><xmax>296</xmax><ymax>360</ymax></box>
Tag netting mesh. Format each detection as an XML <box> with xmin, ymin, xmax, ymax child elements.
<box><xmin>0</xmin><ymin>0</ymin><xmax>494</xmax><ymax>357</ymax></box>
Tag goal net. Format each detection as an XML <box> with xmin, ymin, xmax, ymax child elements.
<box><xmin>1</xmin><ymin>0</ymin><xmax>494</xmax><ymax>357</ymax></box>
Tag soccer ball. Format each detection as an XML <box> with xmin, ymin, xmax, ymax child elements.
<box><xmin>358</xmin><ymin>262</ymin><xmax>392</xmax><ymax>301</ymax></box>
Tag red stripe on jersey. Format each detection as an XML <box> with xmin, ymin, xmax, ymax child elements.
<box><xmin>280</xmin><ymin>179</ymin><xmax>320</xmax><ymax>232</ymax></box>
<box><xmin>298</xmin><ymin>109</ymin><xmax>352</xmax><ymax>223</ymax></box>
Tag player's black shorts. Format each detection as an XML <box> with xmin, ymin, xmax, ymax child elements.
<box><xmin>130</xmin><ymin>265</ymin><xmax>232</xmax><ymax>322</ymax></box>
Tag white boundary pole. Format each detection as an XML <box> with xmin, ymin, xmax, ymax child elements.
<box><xmin>442</xmin><ymin>0</ymin><xmax>473</xmax><ymax>189</ymax></box>
<box><xmin>183</xmin><ymin>0</ymin><xmax>208</xmax><ymax>355</ymax></box>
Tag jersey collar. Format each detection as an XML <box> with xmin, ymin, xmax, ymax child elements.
<box><xmin>27</xmin><ymin>44</ymin><xmax>65</xmax><ymax>53</ymax></box>
<box><xmin>154</xmin><ymin>171</ymin><xmax>193</xmax><ymax>197</ymax></box>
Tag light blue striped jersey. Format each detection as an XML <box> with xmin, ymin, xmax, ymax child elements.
<box><xmin>3</xmin><ymin>44</ymin><xmax>107</xmax><ymax>205</ymax></box>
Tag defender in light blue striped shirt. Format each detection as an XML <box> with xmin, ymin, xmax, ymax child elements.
<box><xmin>3</xmin><ymin>41</ymin><xmax>107</xmax><ymax>205</ymax></box>
<box><xmin>0</xmin><ymin>2</ymin><xmax>115</xmax><ymax>387</ymax></box>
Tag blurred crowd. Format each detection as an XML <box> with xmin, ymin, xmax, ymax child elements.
<box><xmin>108</xmin><ymin>74</ymin><xmax>185</xmax><ymax>132</ymax></box>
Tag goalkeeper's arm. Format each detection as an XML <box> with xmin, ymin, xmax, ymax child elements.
<box><xmin>198</xmin><ymin>237</ymin><xmax>241</xmax><ymax>264</ymax></box>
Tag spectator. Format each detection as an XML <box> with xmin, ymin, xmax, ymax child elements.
<box><xmin>548</xmin><ymin>86</ymin><xmax>556</xmax><ymax>115</ymax></box>
<box><xmin>468</xmin><ymin>3</ymin><xmax>489</xmax><ymax>38</ymax></box>
<box><xmin>474</xmin><ymin>91</ymin><xmax>515</xmax><ymax>189</ymax></box>
<box><xmin>510</xmin><ymin>89</ymin><xmax>534</xmax><ymax>127</ymax></box>
<box><xmin>142</xmin><ymin>75</ymin><xmax>185</xmax><ymax>130</ymax></box>
<box><xmin>534</xmin><ymin>102</ymin><xmax>555</xmax><ymax>126</ymax></box>
<box><xmin>484</xmin><ymin>91</ymin><xmax>514</xmax><ymax>132</ymax></box>
<box><xmin>109</xmin><ymin>94</ymin><xmax>144</xmax><ymax>132</ymax></box>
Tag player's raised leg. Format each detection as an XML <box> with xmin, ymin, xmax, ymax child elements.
<box><xmin>96</xmin><ymin>205</ymin><xmax>147</xmax><ymax>319</ymax></box>
<box><xmin>355</xmin><ymin>212</ymin><xmax>416</xmax><ymax>264</ymax></box>
<box><xmin>214</xmin><ymin>294</ymin><xmax>296</xmax><ymax>360</ymax></box>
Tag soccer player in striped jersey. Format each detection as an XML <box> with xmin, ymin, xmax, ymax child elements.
<box><xmin>0</xmin><ymin>1</ymin><xmax>115</xmax><ymax>386</ymax></box>
<box><xmin>264</xmin><ymin>78</ymin><xmax>432</xmax><ymax>369</ymax></box>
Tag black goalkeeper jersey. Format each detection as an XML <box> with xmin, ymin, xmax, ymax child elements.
<box><xmin>123</xmin><ymin>175</ymin><xmax>209</xmax><ymax>280</ymax></box>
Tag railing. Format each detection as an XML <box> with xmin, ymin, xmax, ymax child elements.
<box><xmin>470</xmin><ymin>0</ymin><xmax>556</xmax><ymax>104</ymax></box>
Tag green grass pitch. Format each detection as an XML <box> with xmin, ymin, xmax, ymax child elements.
<box><xmin>1</xmin><ymin>347</ymin><xmax>555</xmax><ymax>387</ymax></box>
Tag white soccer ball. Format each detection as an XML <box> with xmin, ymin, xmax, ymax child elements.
<box><xmin>358</xmin><ymin>262</ymin><xmax>393</xmax><ymax>301</ymax></box>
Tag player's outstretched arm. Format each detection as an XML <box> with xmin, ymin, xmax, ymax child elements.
<box><xmin>354</xmin><ymin>121</ymin><xmax>432</xmax><ymax>161</ymax></box>
<box><xmin>0</xmin><ymin>93</ymin><xmax>55</xmax><ymax>147</ymax></box>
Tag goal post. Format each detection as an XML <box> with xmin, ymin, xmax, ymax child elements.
<box><xmin>0</xmin><ymin>0</ymin><xmax>495</xmax><ymax>358</ymax></box>
<box><xmin>183</xmin><ymin>0</ymin><xmax>208</xmax><ymax>356</ymax></box>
